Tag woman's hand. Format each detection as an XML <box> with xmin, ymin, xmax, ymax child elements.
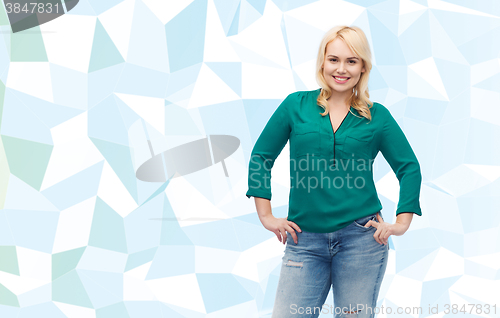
<box><xmin>260</xmin><ymin>215</ymin><xmax>302</xmax><ymax>244</ymax></box>
<box><xmin>365</xmin><ymin>213</ymin><xmax>410</xmax><ymax>245</ymax></box>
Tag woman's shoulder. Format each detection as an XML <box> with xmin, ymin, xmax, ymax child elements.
<box><xmin>288</xmin><ymin>88</ymin><xmax>321</xmax><ymax>98</ymax></box>
<box><xmin>279</xmin><ymin>89</ymin><xmax>320</xmax><ymax>107</ymax></box>
<box><xmin>369</xmin><ymin>101</ymin><xmax>391</xmax><ymax>117</ymax></box>
<box><xmin>369</xmin><ymin>101</ymin><xmax>384</xmax><ymax>109</ymax></box>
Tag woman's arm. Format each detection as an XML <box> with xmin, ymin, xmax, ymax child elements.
<box><xmin>246</xmin><ymin>94</ymin><xmax>293</xmax><ymax>200</ymax></box>
<box><xmin>377</xmin><ymin>104</ymin><xmax>422</xmax><ymax>217</ymax></box>
<box><xmin>395</xmin><ymin>212</ymin><xmax>413</xmax><ymax>229</ymax></box>
<box><xmin>367</xmin><ymin>104</ymin><xmax>422</xmax><ymax>244</ymax></box>
<box><xmin>254</xmin><ymin>196</ymin><xmax>301</xmax><ymax>244</ymax></box>
<box><xmin>255</xmin><ymin>196</ymin><xmax>273</xmax><ymax>219</ymax></box>
<box><xmin>246</xmin><ymin>93</ymin><xmax>301</xmax><ymax>243</ymax></box>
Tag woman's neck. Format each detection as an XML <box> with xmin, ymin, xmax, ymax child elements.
<box><xmin>325</xmin><ymin>89</ymin><xmax>351</xmax><ymax>109</ymax></box>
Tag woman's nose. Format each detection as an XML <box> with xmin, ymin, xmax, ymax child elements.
<box><xmin>338</xmin><ymin>62</ymin><xmax>346</xmax><ymax>73</ymax></box>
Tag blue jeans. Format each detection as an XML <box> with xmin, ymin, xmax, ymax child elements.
<box><xmin>272</xmin><ymin>212</ymin><xmax>389</xmax><ymax>318</ymax></box>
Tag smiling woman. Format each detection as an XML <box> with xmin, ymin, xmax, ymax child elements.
<box><xmin>326</xmin><ymin>54</ymin><xmax>360</xmax><ymax>84</ymax></box>
<box><xmin>246</xmin><ymin>25</ymin><xmax>422</xmax><ymax>318</ymax></box>
<box><xmin>324</xmin><ymin>43</ymin><xmax>364</xmax><ymax>88</ymax></box>
<box><xmin>316</xmin><ymin>26</ymin><xmax>373</xmax><ymax>122</ymax></box>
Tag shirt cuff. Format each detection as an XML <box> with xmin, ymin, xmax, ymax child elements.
<box><xmin>396</xmin><ymin>208</ymin><xmax>422</xmax><ymax>216</ymax></box>
<box><xmin>246</xmin><ymin>190</ymin><xmax>271</xmax><ymax>200</ymax></box>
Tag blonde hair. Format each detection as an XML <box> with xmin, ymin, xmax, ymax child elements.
<box><xmin>316</xmin><ymin>25</ymin><xmax>373</xmax><ymax>121</ymax></box>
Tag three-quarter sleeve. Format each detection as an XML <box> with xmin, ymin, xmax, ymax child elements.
<box><xmin>377</xmin><ymin>105</ymin><xmax>422</xmax><ymax>216</ymax></box>
<box><xmin>246</xmin><ymin>94</ymin><xmax>293</xmax><ymax>200</ymax></box>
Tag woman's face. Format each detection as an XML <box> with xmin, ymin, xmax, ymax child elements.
<box><xmin>322</xmin><ymin>38</ymin><xmax>365</xmax><ymax>95</ymax></box>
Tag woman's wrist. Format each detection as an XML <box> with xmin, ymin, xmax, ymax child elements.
<box><xmin>395</xmin><ymin>212</ymin><xmax>413</xmax><ymax>231</ymax></box>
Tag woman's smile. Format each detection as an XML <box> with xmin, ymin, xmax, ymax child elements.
<box><xmin>333</xmin><ymin>76</ymin><xmax>350</xmax><ymax>83</ymax></box>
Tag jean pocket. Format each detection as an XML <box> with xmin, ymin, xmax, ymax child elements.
<box><xmin>352</xmin><ymin>213</ymin><xmax>377</xmax><ymax>229</ymax></box>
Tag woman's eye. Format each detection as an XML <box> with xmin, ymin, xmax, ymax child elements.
<box><xmin>329</xmin><ymin>59</ymin><xmax>356</xmax><ymax>64</ymax></box>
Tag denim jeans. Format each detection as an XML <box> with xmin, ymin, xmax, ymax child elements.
<box><xmin>272</xmin><ymin>212</ymin><xmax>389</xmax><ymax>318</ymax></box>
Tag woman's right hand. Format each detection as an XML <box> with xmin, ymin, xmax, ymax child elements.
<box><xmin>259</xmin><ymin>215</ymin><xmax>302</xmax><ymax>244</ymax></box>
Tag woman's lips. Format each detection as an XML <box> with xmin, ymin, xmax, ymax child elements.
<box><xmin>333</xmin><ymin>76</ymin><xmax>350</xmax><ymax>83</ymax></box>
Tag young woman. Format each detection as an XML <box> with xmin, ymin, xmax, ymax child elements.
<box><xmin>246</xmin><ymin>26</ymin><xmax>422</xmax><ymax>317</ymax></box>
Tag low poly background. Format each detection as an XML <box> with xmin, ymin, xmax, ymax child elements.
<box><xmin>0</xmin><ymin>0</ymin><xmax>499</xmax><ymax>317</ymax></box>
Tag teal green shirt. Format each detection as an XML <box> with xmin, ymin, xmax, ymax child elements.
<box><xmin>246</xmin><ymin>88</ymin><xmax>422</xmax><ymax>233</ymax></box>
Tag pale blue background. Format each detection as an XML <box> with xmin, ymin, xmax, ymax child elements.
<box><xmin>0</xmin><ymin>0</ymin><xmax>499</xmax><ymax>317</ymax></box>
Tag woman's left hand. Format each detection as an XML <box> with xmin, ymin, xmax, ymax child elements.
<box><xmin>365</xmin><ymin>212</ymin><xmax>410</xmax><ymax>245</ymax></box>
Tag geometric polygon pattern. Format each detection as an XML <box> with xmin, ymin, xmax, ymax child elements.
<box><xmin>0</xmin><ymin>0</ymin><xmax>499</xmax><ymax>317</ymax></box>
